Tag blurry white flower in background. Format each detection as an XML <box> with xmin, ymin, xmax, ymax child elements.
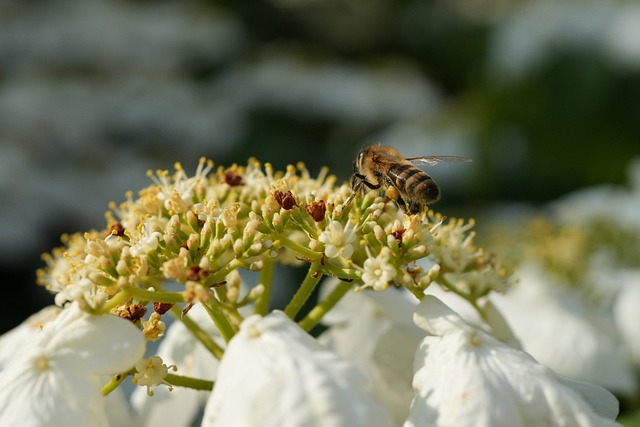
<box><xmin>491</xmin><ymin>263</ymin><xmax>638</xmax><ymax>395</ymax></box>
<box><xmin>0</xmin><ymin>303</ymin><xmax>146</xmax><ymax>427</ymax></box>
<box><xmin>202</xmin><ymin>310</ymin><xmax>393</xmax><ymax>427</ymax></box>
<box><xmin>551</xmin><ymin>159</ymin><xmax>640</xmax><ymax>229</ymax></box>
<box><xmin>486</xmin><ymin>0</ymin><xmax>640</xmax><ymax>80</ymax></box>
<box><xmin>603</xmin><ymin>3</ymin><xmax>640</xmax><ymax>70</ymax></box>
<box><xmin>612</xmin><ymin>270</ymin><xmax>640</xmax><ymax>367</ymax></box>
<box><xmin>224</xmin><ymin>51</ymin><xmax>439</xmax><ymax>122</ymax></box>
<box><xmin>406</xmin><ymin>295</ymin><xmax>621</xmax><ymax>427</ymax></box>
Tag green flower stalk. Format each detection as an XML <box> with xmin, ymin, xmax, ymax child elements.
<box><xmin>36</xmin><ymin>157</ymin><xmax>513</xmax><ymax>389</ymax></box>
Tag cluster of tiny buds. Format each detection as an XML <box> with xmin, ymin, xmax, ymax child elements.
<box><xmin>37</xmin><ymin>157</ymin><xmax>512</xmax><ymax>329</ymax></box>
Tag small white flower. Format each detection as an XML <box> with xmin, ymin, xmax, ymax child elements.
<box><xmin>405</xmin><ymin>295</ymin><xmax>621</xmax><ymax>427</ymax></box>
<box><xmin>130</xmin><ymin>222</ymin><xmax>163</xmax><ymax>257</ymax></box>
<box><xmin>0</xmin><ymin>302</ymin><xmax>146</xmax><ymax>427</ymax></box>
<box><xmin>318</xmin><ymin>220</ymin><xmax>357</xmax><ymax>259</ymax></box>
<box><xmin>202</xmin><ymin>311</ymin><xmax>393</xmax><ymax>427</ymax></box>
<box><xmin>131</xmin><ymin>304</ymin><xmax>222</xmax><ymax>427</ymax></box>
<box><xmin>133</xmin><ymin>356</ymin><xmax>175</xmax><ymax>396</ymax></box>
<box><xmin>361</xmin><ymin>247</ymin><xmax>396</xmax><ymax>291</ymax></box>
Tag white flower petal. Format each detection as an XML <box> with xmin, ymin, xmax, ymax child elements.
<box><xmin>0</xmin><ymin>348</ymin><xmax>108</xmax><ymax>427</ymax></box>
<box><xmin>324</xmin><ymin>244</ymin><xmax>340</xmax><ymax>259</ymax></box>
<box><xmin>42</xmin><ymin>303</ymin><xmax>146</xmax><ymax>375</ymax></box>
<box><xmin>320</xmin><ymin>282</ymin><xmax>427</xmax><ymax>424</ymax></box>
<box><xmin>105</xmin><ymin>387</ymin><xmax>139</xmax><ymax>427</ymax></box>
<box><xmin>556</xmin><ymin>375</ymin><xmax>620</xmax><ymax>421</ymax></box>
<box><xmin>0</xmin><ymin>303</ymin><xmax>146</xmax><ymax>427</ymax></box>
<box><xmin>202</xmin><ymin>311</ymin><xmax>393</xmax><ymax>427</ymax></box>
<box><xmin>0</xmin><ymin>306</ymin><xmax>59</xmax><ymax>370</ymax></box>
<box><xmin>406</xmin><ymin>296</ymin><xmax>621</xmax><ymax>427</ymax></box>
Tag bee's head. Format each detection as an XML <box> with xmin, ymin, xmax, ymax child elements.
<box><xmin>354</xmin><ymin>146</ymin><xmax>372</xmax><ymax>173</ymax></box>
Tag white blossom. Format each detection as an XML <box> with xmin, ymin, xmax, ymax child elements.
<box><xmin>318</xmin><ymin>220</ymin><xmax>357</xmax><ymax>259</ymax></box>
<box><xmin>405</xmin><ymin>295</ymin><xmax>621</xmax><ymax>427</ymax></box>
<box><xmin>131</xmin><ymin>304</ymin><xmax>222</xmax><ymax>427</ymax></box>
<box><xmin>0</xmin><ymin>302</ymin><xmax>146</xmax><ymax>427</ymax></box>
<box><xmin>361</xmin><ymin>247</ymin><xmax>396</xmax><ymax>291</ymax></box>
<box><xmin>133</xmin><ymin>356</ymin><xmax>174</xmax><ymax>395</ymax></box>
<box><xmin>202</xmin><ymin>311</ymin><xmax>393</xmax><ymax>427</ymax></box>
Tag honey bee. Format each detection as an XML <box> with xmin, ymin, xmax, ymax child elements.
<box><xmin>345</xmin><ymin>144</ymin><xmax>471</xmax><ymax>214</ymax></box>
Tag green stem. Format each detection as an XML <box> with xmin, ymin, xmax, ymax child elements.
<box><xmin>254</xmin><ymin>258</ymin><xmax>275</xmax><ymax>316</ymax></box>
<box><xmin>322</xmin><ymin>263</ymin><xmax>361</xmax><ymax>281</ymax></box>
<box><xmin>127</xmin><ymin>287</ymin><xmax>186</xmax><ymax>304</ymax></box>
<box><xmin>278</xmin><ymin>237</ymin><xmax>323</xmax><ymax>260</ymax></box>
<box><xmin>219</xmin><ymin>302</ymin><xmax>245</xmax><ymax>331</ymax></box>
<box><xmin>165</xmin><ymin>373</ymin><xmax>214</xmax><ymax>391</ymax></box>
<box><xmin>171</xmin><ymin>306</ymin><xmax>225</xmax><ymax>360</ymax></box>
<box><xmin>438</xmin><ymin>275</ymin><xmax>474</xmax><ymax>303</ymax></box>
<box><xmin>291</xmin><ymin>209</ymin><xmax>319</xmax><ymax>238</ymax></box>
<box><xmin>284</xmin><ymin>261</ymin><xmax>323</xmax><ymax>320</ymax></box>
<box><xmin>99</xmin><ymin>290</ymin><xmax>132</xmax><ymax>314</ymax></box>
<box><xmin>98</xmin><ymin>287</ymin><xmax>184</xmax><ymax>315</ymax></box>
<box><xmin>298</xmin><ymin>281</ymin><xmax>352</xmax><ymax>332</ymax></box>
<box><xmin>101</xmin><ymin>369</ymin><xmax>134</xmax><ymax>396</ymax></box>
<box><xmin>202</xmin><ymin>301</ymin><xmax>237</xmax><ymax>343</ymax></box>
<box><xmin>204</xmin><ymin>259</ymin><xmax>244</xmax><ymax>286</ymax></box>
<box><xmin>406</xmin><ymin>284</ymin><xmax>425</xmax><ymax>301</ymax></box>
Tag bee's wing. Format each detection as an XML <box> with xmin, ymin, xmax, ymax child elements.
<box><xmin>406</xmin><ymin>155</ymin><xmax>472</xmax><ymax>166</ymax></box>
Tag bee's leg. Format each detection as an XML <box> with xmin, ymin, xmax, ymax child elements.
<box><xmin>346</xmin><ymin>175</ymin><xmax>379</xmax><ymax>205</ymax></box>
<box><xmin>394</xmin><ymin>195</ymin><xmax>421</xmax><ymax>215</ymax></box>
<box><xmin>362</xmin><ymin>181</ymin><xmax>380</xmax><ymax>190</ymax></box>
<box><xmin>395</xmin><ymin>195</ymin><xmax>410</xmax><ymax>214</ymax></box>
<box><xmin>407</xmin><ymin>201</ymin><xmax>422</xmax><ymax>215</ymax></box>
<box><xmin>346</xmin><ymin>176</ymin><xmax>364</xmax><ymax>205</ymax></box>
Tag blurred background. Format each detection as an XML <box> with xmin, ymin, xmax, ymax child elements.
<box><xmin>2</xmin><ymin>0</ymin><xmax>640</xmax><ymax>421</ymax></box>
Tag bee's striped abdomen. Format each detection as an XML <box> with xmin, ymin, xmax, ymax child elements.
<box><xmin>387</xmin><ymin>162</ymin><xmax>439</xmax><ymax>205</ymax></box>
<box><xmin>387</xmin><ymin>163</ymin><xmax>425</xmax><ymax>190</ymax></box>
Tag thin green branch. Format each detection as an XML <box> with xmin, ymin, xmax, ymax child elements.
<box><xmin>127</xmin><ymin>287</ymin><xmax>186</xmax><ymax>304</ymax></box>
<box><xmin>254</xmin><ymin>258</ymin><xmax>275</xmax><ymax>316</ymax></box>
<box><xmin>165</xmin><ymin>373</ymin><xmax>214</xmax><ymax>391</ymax></box>
<box><xmin>170</xmin><ymin>305</ymin><xmax>225</xmax><ymax>360</ymax></box>
<box><xmin>201</xmin><ymin>300</ymin><xmax>237</xmax><ymax>343</ymax></box>
<box><xmin>406</xmin><ymin>283</ymin><xmax>426</xmax><ymax>301</ymax></box>
<box><xmin>298</xmin><ymin>281</ymin><xmax>353</xmax><ymax>332</ymax></box>
<box><xmin>101</xmin><ymin>369</ymin><xmax>134</xmax><ymax>396</ymax></box>
<box><xmin>99</xmin><ymin>290</ymin><xmax>133</xmax><ymax>314</ymax></box>
<box><xmin>284</xmin><ymin>261</ymin><xmax>323</xmax><ymax>320</ymax></box>
<box><xmin>204</xmin><ymin>259</ymin><xmax>244</xmax><ymax>286</ymax></box>
<box><xmin>278</xmin><ymin>237</ymin><xmax>323</xmax><ymax>260</ymax></box>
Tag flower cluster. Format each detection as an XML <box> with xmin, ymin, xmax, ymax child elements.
<box><xmin>35</xmin><ymin>158</ymin><xmax>512</xmax><ymax>328</ymax></box>
<box><xmin>0</xmin><ymin>158</ymin><xmax>622</xmax><ymax>426</ymax></box>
